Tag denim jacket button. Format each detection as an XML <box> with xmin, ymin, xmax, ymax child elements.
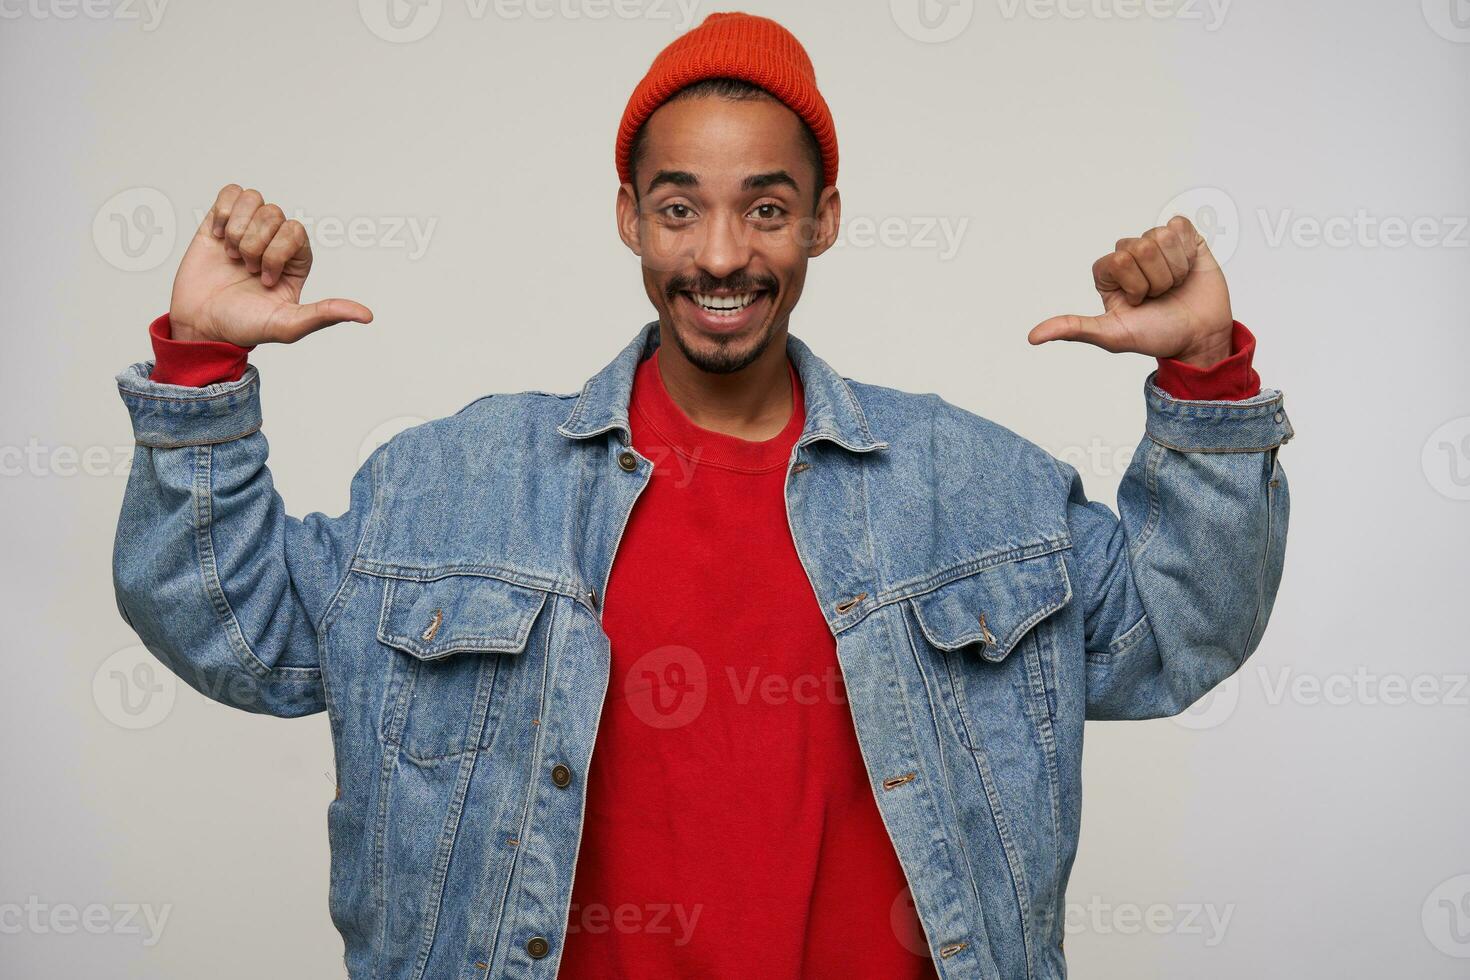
<box><xmin>526</xmin><ymin>936</ymin><xmax>550</xmax><ymax>959</ymax></box>
<box><xmin>617</xmin><ymin>450</ymin><xmax>638</xmax><ymax>472</ymax></box>
<box><xmin>550</xmin><ymin>763</ymin><xmax>573</xmax><ymax>788</ymax></box>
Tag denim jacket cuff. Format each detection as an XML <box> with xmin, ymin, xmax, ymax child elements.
<box><xmin>115</xmin><ymin>361</ymin><xmax>264</xmax><ymax>449</ymax></box>
<box><xmin>1143</xmin><ymin>373</ymin><xmax>1293</xmax><ymax>454</ymax></box>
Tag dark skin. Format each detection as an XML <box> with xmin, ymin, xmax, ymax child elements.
<box><xmin>615</xmin><ymin>95</ymin><xmax>841</xmax><ymax>441</ymax></box>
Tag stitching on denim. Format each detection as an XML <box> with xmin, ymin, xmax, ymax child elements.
<box><xmin>957</xmin><ymin>687</ymin><xmax>1037</xmax><ymax>979</ymax></box>
<box><xmin>133</xmin><ymin>421</ymin><xmax>263</xmax><ymax>450</ymax></box>
<box><xmin>193</xmin><ymin>444</ymin><xmax>319</xmax><ymax>686</ymax></box>
<box><xmin>319</xmin><ymin>445</ymin><xmax>387</xmax><ymax>640</ymax></box>
<box><xmin>482</xmin><ymin>596</ymin><xmax>559</xmax><ymax>975</ymax></box>
<box><xmin>1241</xmin><ymin>450</ymin><xmax>1279</xmax><ymax>663</ymax></box>
<box><xmin>904</xmin><ymin>552</ymin><xmax>1072</xmax><ymax>656</ymax></box>
<box><xmin>1018</xmin><ymin>631</ymin><xmax>1064</xmax><ymax>929</ymax></box>
<box><xmin>1128</xmin><ymin>440</ymin><xmax>1166</xmax><ymax>561</ymax></box>
<box><xmin>381</xmin><ymin>642</ymin><xmax>506</xmax><ymax>767</ymax></box>
<box><xmin>834</xmin><ymin>378</ymin><xmax>884</xmax><ymax>447</ymax></box>
<box><xmin>370</xmin><ymin>703</ymin><xmax>397</xmax><ymax>962</ymax></box>
<box><xmin>900</xmin><ymin>605</ymin><xmax>984</xmax><ymax>911</ymax></box>
<box><xmin>352</xmin><ymin>561</ymin><xmax>577</xmax><ymax>600</ymax></box>
<box><xmin>377</xmin><ymin>584</ymin><xmax>548</xmax><ymax>660</ymax></box>
<box><xmin>410</xmin><ymin>663</ymin><xmax>495</xmax><ymax>980</ymax></box>
<box><xmin>875</xmin><ymin>537</ymin><xmax>1075</xmax><ymax>609</ymax></box>
<box><xmin>118</xmin><ymin>372</ymin><xmax>260</xmax><ymax>403</ymax></box>
<box><xmin>1104</xmin><ymin>612</ymin><xmax>1152</xmax><ymax>660</ymax></box>
<box><xmin>1145</xmin><ymin>432</ymin><xmax>1286</xmax><ymax>454</ymax></box>
<box><xmin>790</xmin><ymin>338</ymin><xmax>887</xmax><ymax>449</ymax></box>
<box><xmin>377</xmin><ymin>578</ymin><xmax>412</xmax><ymax>748</ymax></box>
<box><xmin>845</xmin><ymin>607</ymin><xmax>975</xmax><ymax>961</ymax></box>
<box><xmin>1145</xmin><ymin>379</ymin><xmax>1282</xmax><ymax>414</ymax></box>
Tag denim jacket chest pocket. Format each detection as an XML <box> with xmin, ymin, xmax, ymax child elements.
<box><xmin>375</xmin><ymin>573</ymin><xmax>549</xmax><ymax>765</ymax></box>
<box><xmin>909</xmin><ymin>550</ymin><xmax>1073</xmax><ymax>738</ymax></box>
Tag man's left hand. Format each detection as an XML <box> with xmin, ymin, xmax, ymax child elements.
<box><xmin>1029</xmin><ymin>215</ymin><xmax>1234</xmax><ymax>368</ymax></box>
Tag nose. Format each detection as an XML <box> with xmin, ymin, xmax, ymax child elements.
<box><xmin>694</xmin><ymin>210</ymin><xmax>753</xmax><ymax>282</ymax></box>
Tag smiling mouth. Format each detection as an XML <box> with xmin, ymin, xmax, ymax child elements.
<box><xmin>685</xmin><ymin>290</ymin><xmax>765</xmax><ymax>316</ymax></box>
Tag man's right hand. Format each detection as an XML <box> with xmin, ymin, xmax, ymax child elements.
<box><xmin>168</xmin><ymin>184</ymin><xmax>373</xmax><ymax>345</ymax></box>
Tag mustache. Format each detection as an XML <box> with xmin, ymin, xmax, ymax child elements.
<box><xmin>665</xmin><ymin>272</ymin><xmax>778</xmax><ymax>300</ymax></box>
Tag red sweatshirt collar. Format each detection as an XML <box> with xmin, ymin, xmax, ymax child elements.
<box><xmin>629</xmin><ymin>346</ymin><xmax>805</xmax><ymax>473</ymax></box>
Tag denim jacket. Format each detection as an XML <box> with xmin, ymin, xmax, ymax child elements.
<box><xmin>113</xmin><ymin>321</ymin><xmax>1292</xmax><ymax>979</ymax></box>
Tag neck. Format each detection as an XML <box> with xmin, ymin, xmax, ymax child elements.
<box><xmin>654</xmin><ymin>324</ymin><xmax>794</xmax><ymax>441</ymax></box>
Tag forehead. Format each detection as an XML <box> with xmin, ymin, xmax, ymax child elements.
<box><xmin>637</xmin><ymin>95</ymin><xmax>815</xmax><ymax>193</ymax></box>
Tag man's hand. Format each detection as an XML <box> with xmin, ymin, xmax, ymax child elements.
<box><xmin>168</xmin><ymin>184</ymin><xmax>373</xmax><ymax>345</ymax></box>
<box><xmin>1029</xmin><ymin>216</ymin><xmax>1233</xmax><ymax>368</ymax></box>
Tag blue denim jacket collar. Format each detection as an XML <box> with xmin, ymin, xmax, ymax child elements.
<box><xmin>556</xmin><ymin>320</ymin><xmax>890</xmax><ymax>454</ymax></box>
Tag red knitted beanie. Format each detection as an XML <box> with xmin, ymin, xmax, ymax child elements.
<box><xmin>615</xmin><ymin>12</ymin><xmax>838</xmax><ymax>189</ymax></box>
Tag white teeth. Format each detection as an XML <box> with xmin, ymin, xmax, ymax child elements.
<box><xmin>691</xmin><ymin>291</ymin><xmax>758</xmax><ymax>313</ymax></box>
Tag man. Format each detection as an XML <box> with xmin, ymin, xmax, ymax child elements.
<box><xmin>112</xmin><ymin>11</ymin><xmax>1291</xmax><ymax>979</ymax></box>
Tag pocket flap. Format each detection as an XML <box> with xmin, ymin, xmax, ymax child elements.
<box><xmin>910</xmin><ymin>551</ymin><xmax>1071</xmax><ymax>662</ymax></box>
<box><xmin>378</xmin><ymin>574</ymin><xmax>549</xmax><ymax>660</ymax></box>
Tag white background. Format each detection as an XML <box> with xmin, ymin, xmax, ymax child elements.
<box><xmin>2</xmin><ymin>0</ymin><xmax>1468</xmax><ymax>976</ymax></box>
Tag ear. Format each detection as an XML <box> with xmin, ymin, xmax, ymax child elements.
<box><xmin>806</xmin><ymin>186</ymin><xmax>841</xmax><ymax>258</ymax></box>
<box><xmin>615</xmin><ymin>182</ymin><xmax>642</xmax><ymax>256</ymax></box>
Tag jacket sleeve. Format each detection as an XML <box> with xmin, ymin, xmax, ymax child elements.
<box><xmin>112</xmin><ymin>360</ymin><xmax>383</xmax><ymax>718</ymax></box>
<box><xmin>1066</xmin><ymin>375</ymin><xmax>1293</xmax><ymax>720</ymax></box>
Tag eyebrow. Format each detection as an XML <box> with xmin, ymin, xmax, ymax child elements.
<box><xmin>645</xmin><ymin>170</ymin><xmax>698</xmax><ymax>194</ymax></box>
<box><xmin>743</xmin><ymin>170</ymin><xmax>800</xmax><ymax>194</ymax></box>
<box><xmin>643</xmin><ymin>169</ymin><xmax>802</xmax><ymax>196</ymax></box>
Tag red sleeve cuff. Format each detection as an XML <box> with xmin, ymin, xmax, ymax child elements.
<box><xmin>1153</xmin><ymin>321</ymin><xmax>1261</xmax><ymax>401</ymax></box>
<box><xmin>147</xmin><ymin>314</ymin><xmax>254</xmax><ymax>387</ymax></box>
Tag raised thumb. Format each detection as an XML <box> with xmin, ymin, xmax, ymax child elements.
<box><xmin>1028</xmin><ymin>314</ymin><xmax>1100</xmax><ymax>346</ymax></box>
<box><xmin>276</xmin><ymin>299</ymin><xmax>374</xmax><ymax>343</ymax></box>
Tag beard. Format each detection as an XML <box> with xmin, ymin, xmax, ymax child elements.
<box><xmin>660</xmin><ymin>269</ymin><xmax>782</xmax><ymax>375</ymax></box>
<box><xmin>662</xmin><ymin>312</ymin><xmax>780</xmax><ymax>375</ymax></box>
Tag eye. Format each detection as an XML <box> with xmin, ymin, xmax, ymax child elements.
<box><xmin>660</xmin><ymin>202</ymin><xmax>696</xmax><ymax>221</ymax></box>
<box><xmin>749</xmin><ymin>203</ymin><xmax>786</xmax><ymax>222</ymax></box>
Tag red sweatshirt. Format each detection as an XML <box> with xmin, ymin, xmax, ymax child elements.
<box><xmin>141</xmin><ymin>314</ymin><xmax>1259</xmax><ymax>973</ymax></box>
<box><xmin>558</xmin><ymin>346</ymin><xmax>935</xmax><ymax>975</ymax></box>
